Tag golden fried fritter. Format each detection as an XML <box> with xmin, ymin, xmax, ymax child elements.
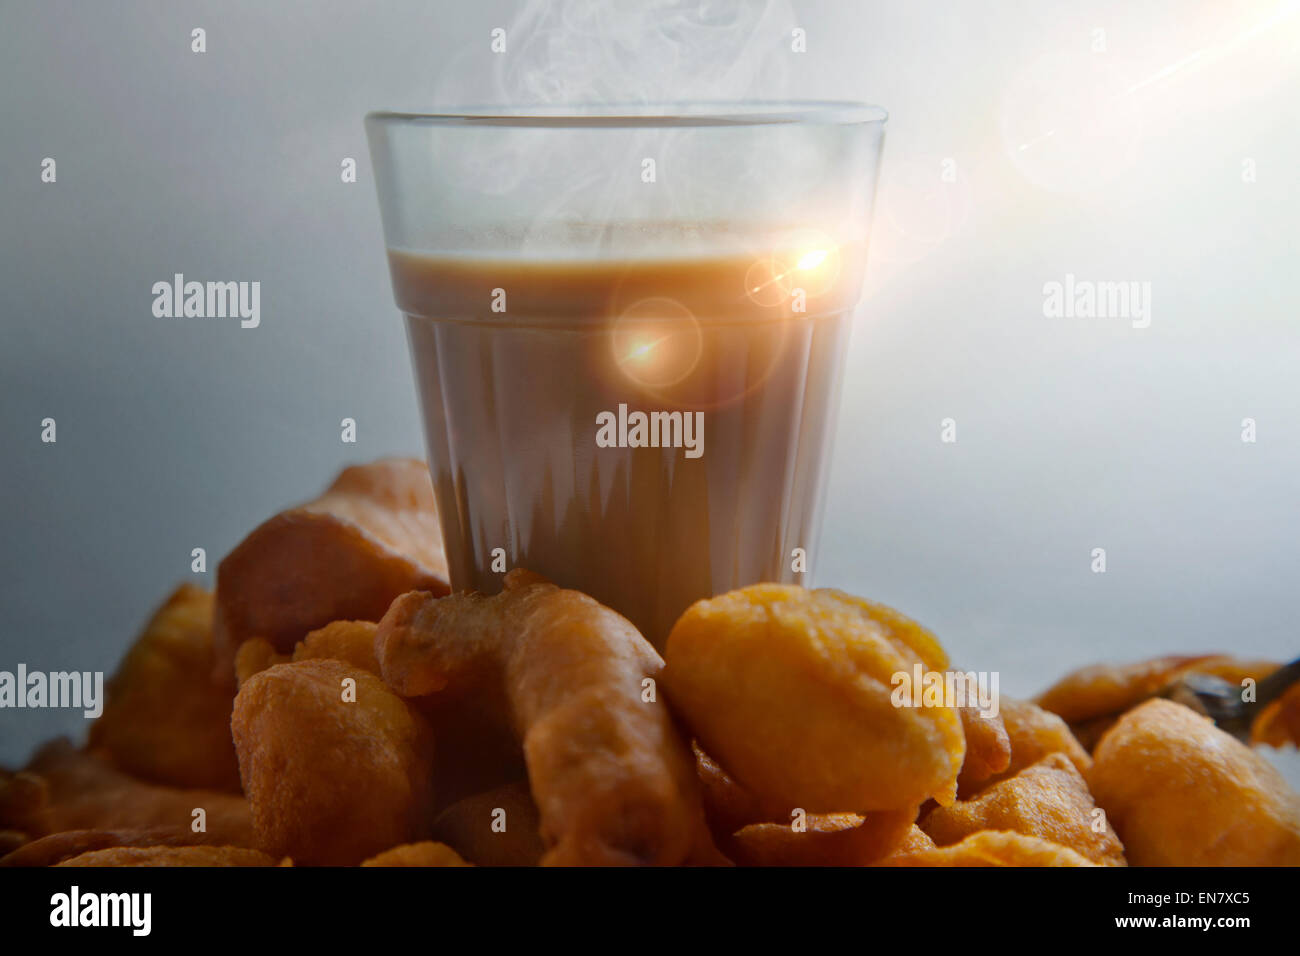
<box><xmin>0</xmin><ymin>740</ymin><xmax>253</xmax><ymax>857</ymax></box>
<box><xmin>994</xmin><ymin>696</ymin><xmax>1092</xmax><ymax>784</ymax></box>
<box><xmin>882</xmin><ymin>829</ymin><xmax>1098</xmax><ymax>867</ymax></box>
<box><xmin>955</xmin><ymin>705</ymin><xmax>1011</xmax><ymax>796</ymax></box>
<box><xmin>213</xmin><ymin>458</ymin><xmax>450</xmax><ymax>681</ymax></box>
<box><xmin>1036</xmin><ymin>655</ymin><xmax>1283</xmax><ymax>748</ymax></box>
<box><xmin>376</xmin><ymin>570</ymin><xmax>716</xmax><ymax>866</ymax></box>
<box><xmin>56</xmin><ymin>845</ymin><xmax>276</xmax><ymax>867</ymax></box>
<box><xmin>729</xmin><ymin>809</ymin><xmax>916</xmax><ymax>867</ymax></box>
<box><xmin>430</xmin><ymin>780</ymin><xmax>544</xmax><ymax>866</ymax></box>
<box><xmin>231</xmin><ymin>659</ymin><xmax>436</xmax><ymax>866</ymax></box>
<box><xmin>1089</xmin><ymin>698</ymin><xmax>1300</xmax><ymax>866</ymax></box>
<box><xmin>361</xmin><ymin>841</ymin><xmax>471</xmax><ymax>867</ymax></box>
<box><xmin>292</xmin><ymin>620</ymin><xmax>380</xmax><ymax>675</ymax></box>
<box><xmin>693</xmin><ymin>742</ymin><xmax>768</xmax><ymax>839</ymax></box>
<box><xmin>233</xmin><ymin>637</ymin><xmax>288</xmax><ymax>688</ymax></box>
<box><xmin>663</xmin><ymin>585</ymin><xmax>964</xmax><ymax>813</ymax></box>
<box><xmin>89</xmin><ymin>584</ymin><xmax>241</xmax><ymax>791</ymax></box>
<box><xmin>922</xmin><ymin>753</ymin><xmax>1125</xmax><ymax>866</ymax></box>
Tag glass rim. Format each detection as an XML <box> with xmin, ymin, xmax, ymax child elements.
<box><xmin>365</xmin><ymin>100</ymin><xmax>887</xmax><ymax>129</ymax></box>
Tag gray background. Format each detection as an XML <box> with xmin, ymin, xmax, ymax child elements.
<box><xmin>2</xmin><ymin>1</ymin><xmax>1298</xmax><ymax>785</ymax></box>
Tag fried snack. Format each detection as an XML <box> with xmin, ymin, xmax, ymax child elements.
<box><xmin>430</xmin><ymin>780</ymin><xmax>545</xmax><ymax>866</ymax></box>
<box><xmin>1035</xmin><ymin>654</ymin><xmax>1282</xmax><ymax>747</ymax></box>
<box><xmin>693</xmin><ymin>742</ymin><xmax>768</xmax><ymax>837</ymax></box>
<box><xmin>994</xmin><ymin>696</ymin><xmax>1092</xmax><ymax>784</ymax></box>
<box><xmin>922</xmin><ymin>753</ymin><xmax>1125</xmax><ymax>866</ymax></box>
<box><xmin>663</xmin><ymin>584</ymin><xmax>964</xmax><ymax>813</ymax></box>
<box><xmin>3</xmin><ymin>828</ymin><xmax>243</xmax><ymax>867</ymax></box>
<box><xmin>882</xmin><ymin>829</ymin><xmax>1098</xmax><ymax>867</ymax></box>
<box><xmin>881</xmin><ymin>824</ymin><xmax>936</xmax><ymax>860</ymax></box>
<box><xmin>231</xmin><ymin>659</ymin><xmax>436</xmax><ymax>866</ymax></box>
<box><xmin>1254</xmin><ymin>681</ymin><xmax>1300</xmax><ymax>748</ymax></box>
<box><xmin>234</xmin><ymin>637</ymin><xmax>288</xmax><ymax>687</ymax></box>
<box><xmin>1036</xmin><ymin>655</ymin><xmax>1216</xmax><ymax>724</ymax></box>
<box><xmin>1089</xmin><ymin>698</ymin><xmax>1300</xmax><ymax>866</ymax></box>
<box><xmin>0</xmin><ymin>740</ymin><xmax>253</xmax><ymax>852</ymax></box>
<box><xmin>213</xmin><ymin>458</ymin><xmax>450</xmax><ymax>680</ymax></box>
<box><xmin>729</xmin><ymin>809</ymin><xmax>916</xmax><ymax>867</ymax></box>
<box><xmin>57</xmin><ymin>845</ymin><xmax>276</xmax><ymax>867</ymax></box>
<box><xmin>376</xmin><ymin>569</ymin><xmax>714</xmax><ymax>866</ymax></box>
<box><xmin>361</xmin><ymin>841</ymin><xmax>471</xmax><ymax>867</ymax></box>
<box><xmin>292</xmin><ymin>620</ymin><xmax>380</xmax><ymax>674</ymax></box>
<box><xmin>88</xmin><ymin>584</ymin><xmax>241</xmax><ymax>792</ymax></box>
<box><xmin>955</xmin><ymin>705</ymin><xmax>1011</xmax><ymax>796</ymax></box>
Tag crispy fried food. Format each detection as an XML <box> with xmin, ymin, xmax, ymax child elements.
<box><xmin>882</xmin><ymin>829</ymin><xmax>1098</xmax><ymax>867</ymax></box>
<box><xmin>234</xmin><ymin>637</ymin><xmax>288</xmax><ymax>688</ymax></box>
<box><xmin>1036</xmin><ymin>655</ymin><xmax>1216</xmax><ymax>724</ymax></box>
<box><xmin>995</xmin><ymin>696</ymin><xmax>1092</xmax><ymax>783</ymax></box>
<box><xmin>730</xmin><ymin>809</ymin><xmax>916</xmax><ymax>867</ymax></box>
<box><xmin>361</xmin><ymin>841</ymin><xmax>471</xmax><ymax>867</ymax></box>
<box><xmin>1035</xmin><ymin>654</ymin><xmax>1283</xmax><ymax>748</ymax></box>
<box><xmin>213</xmin><ymin>458</ymin><xmax>450</xmax><ymax>681</ymax></box>
<box><xmin>375</xmin><ymin>569</ymin><xmax>714</xmax><ymax>866</ymax></box>
<box><xmin>88</xmin><ymin>584</ymin><xmax>241</xmax><ymax>791</ymax></box>
<box><xmin>3</xmin><ymin>829</ymin><xmax>242</xmax><ymax>867</ymax></box>
<box><xmin>1254</xmin><ymin>682</ymin><xmax>1300</xmax><ymax>748</ymax></box>
<box><xmin>292</xmin><ymin>620</ymin><xmax>380</xmax><ymax>674</ymax></box>
<box><xmin>922</xmin><ymin>753</ymin><xmax>1125</xmax><ymax>866</ymax></box>
<box><xmin>693</xmin><ymin>742</ymin><xmax>768</xmax><ymax>838</ymax></box>
<box><xmin>663</xmin><ymin>584</ymin><xmax>964</xmax><ymax>813</ymax></box>
<box><xmin>430</xmin><ymin>780</ymin><xmax>545</xmax><ymax>866</ymax></box>
<box><xmin>1089</xmin><ymin>698</ymin><xmax>1300</xmax><ymax>866</ymax></box>
<box><xmin>880</xmin><ymin>824</ymin><xmax>936</xmax><ymax>861</ymax></box>
<box><xmin>57</xmin><ymin>845</ymin><xmax>276</xmax><ymax>867</ymax></box>
<box><xmin>231</xmin><ymin>659</ymin><xmax>435</xmax><ymax>866</ymax></box>
<box><xmin>955</xmin><ymin>705</ymin><xmax>1011</xmax><ymax>796</ymax></box>
<box><xmin>0</xmin><ymin>740</ymin><xmax>253</xmax><ymax>855</ymax></box>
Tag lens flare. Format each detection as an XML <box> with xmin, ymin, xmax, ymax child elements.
<box><xmin>797</xmin><ymin>249</ymin><xmax>829</xmax><ymax>271</ymax></box>
<box><xmin>610</xmin><ymin>297</ymin><xmax>702</xmax><ymax>390</ymax></box>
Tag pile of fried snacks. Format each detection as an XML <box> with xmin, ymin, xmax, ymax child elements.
<box><xmin>3</xmin><ymin>459</ymin><xmax>1297</xmax><ymax>867</ymax></box>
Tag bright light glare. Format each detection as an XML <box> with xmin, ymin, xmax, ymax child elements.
<box><xmin>797</xmin><ymin>249</ymin><xmax>829</xmax><ymax>271</ymax></box>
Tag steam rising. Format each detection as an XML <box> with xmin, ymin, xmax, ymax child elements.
<box><xmin>407</xmin><ymin>0</ymin><xmax>850</xmax><ymax>259</ymax></box>
<box><xmin>442</xmin><ymin>0</ymin><xmax>795</xmax><ymax>106</ymax></box>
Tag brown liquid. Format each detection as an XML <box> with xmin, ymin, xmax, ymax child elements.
<box><xmin>390</xmin><ymin>244</ymin><xmax>864</xmax><ymax>647</ymax></box>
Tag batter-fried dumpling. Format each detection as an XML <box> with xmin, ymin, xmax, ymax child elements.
<box><xmin>1090</xmin><ymin>699</ymin><xmax>1300</xmax><ymax>866</ymax></box>
<box><xmin>0</xmin><ymin>740</ymin><xmax>253</xmax><ymax>854</ymax></box>
<box><xmin>89</xmin><ymin>584</ymin><xmax>241</xmax><ymax>791</ymax></box>
<box><xmin>882</xmin><ymin>829</ymin><xmax>1098</xmax><ymax>867</ymax></box>
<box><xmin>231</xmin><ymin>659</ymin><xmax>435</xmax><ymax>866</ymax></box>
<box><xmin>955</xmin><ymin>705</ymin><xmax>1011</xmax><ymax>796</ymax></box>
<box><xmin>213</xmin><ymin>459</ymin><xmax>449</xmax><ymax>681</ymax></box>
<box><xmin>1036</xmin><ymin>654</ymin><xmax>1283</xmax><ymax>748</ymax></box>
<box><xmin>233</xmin><ymin>638</ymin><xmax>288</xmax><ymax>688</ymax></box>
<box><xmin>922</xmin><ymin>753</ymin><xmax>1125</xmax><ymax>866</ymax></box>
<box><xmin>56</xmin><ymin>845</ymin><xmax>276</xmax><ymax>867</ymax></box>
<box><xmin>376</xmin><ymin>571</ymin><xmax>716</xmax><ymax>867</ymax></box>
<box><xmin>994</xmin><ymin>697</ymin><xmax>1092</xmax><ymax>784</ymax></box>
<box><xmin>693</xmin><ymin>742</ymin><xmax>767</xmax><ymax>838</ymax></box>
<box><xmin>664</xmin><ymin>585</ymin><xmax>964</xmax><ymax>813</ymax></box>
<box><xmin>361</xmin><ymin>841</ymin><xmax>471</xmax><ymax>867</ymax></box>
<box><xmin>729</xmin><ymin>809</ymin><xmax>916</xmax><ymax>867</ymax></box>
<box><xmin>431</xmin><ymin>781</ymin><xmax>544</xmax><ymax>866</ymax></box>
<box><xmin>292</xmin><ymin>620</ymin><xmax>380</xmax><ymax>675</ymax></box>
